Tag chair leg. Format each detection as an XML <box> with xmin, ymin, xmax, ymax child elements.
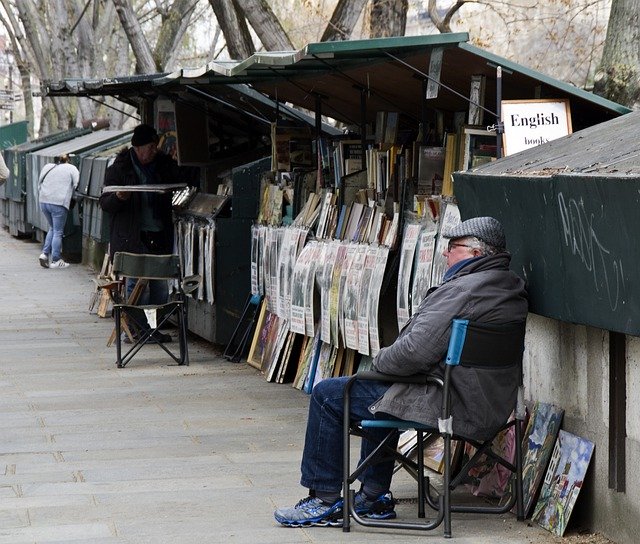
<box><xmin>180</xmin><ymin>304</ymin><xmax>189</xmax><ymax>366</ymax></box>
<box><xmin>443</xmin><ymin>433</ymin><xmax>452</xmax><ymax>538</ymax></box>
<box><xmin>115</xmin><ymin>306</ymin><xmax>123</xmax><ymax>368</ymax></box>
<box><xmin>515</xmin><ymin>417</ymin><xmax>525</xmax><ymax>521</ymax></box>
<box><xmin>417</xmin><ymin>430</ymin><xmax>425</xmax><ymax>518</ymax></box>
<box><xmin>342</xmin><ymin>388</ymin><xmax>352</xmax><ymax>533</ymax></box>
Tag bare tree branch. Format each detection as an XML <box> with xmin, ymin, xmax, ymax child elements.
<box><xmin>111</xmin><ymin>0</ymin><xmax>157</xmax><ymax>73</ymax></box>
<box><xmin>154</xmin><ymin>0</ymin><xmax>198</xmax><ymax>69</ymax></box>
<box><xmin>208</xmin><ymin>0</ymin><xmax>254</xmax><ymax>59</ymax></box>
<box><xmin>321</xmin><ymin>0</ymin><xmax>368</xmax><ymax>41</ymax></box>
<box><xmin>238</xmin><ymin>0</ymin><xmax>294</xmax><ymax>50</ymax></box>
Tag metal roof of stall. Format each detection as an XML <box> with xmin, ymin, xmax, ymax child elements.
<box><xmin>151</xmin><ymin>34</ymin><xmax>630</xmax><ymax>130</ymax></box>
<box><xmin>42</xmin><ymin>75</ymin><xmax>341</xmax><ymax>137</ymax></box>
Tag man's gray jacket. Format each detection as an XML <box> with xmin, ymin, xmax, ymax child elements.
<box><xmin>371</xmin><ymin>252</ymin><xmax>528</xmax><ymax>440</ymax></box>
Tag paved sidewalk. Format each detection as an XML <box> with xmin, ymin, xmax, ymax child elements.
<box><xmin>1</xmin><ymin>228</ymin><xmax>567</xmax><ymax>543</ymax></box>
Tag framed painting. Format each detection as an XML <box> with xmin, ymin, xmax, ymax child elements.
<box><xmin>500</xmin><ymin>401</ymin><xmax>564</xmax><ymax>516</ymax></box>
<box><xmin>246</xmin><ymin>302</ymin><xmax>268</xmax><ymax>369</ymax></box>
<box><xmin>531</xmin><ymin>430</ymin><xmax>594</xmax><ymax>537</ymax></box>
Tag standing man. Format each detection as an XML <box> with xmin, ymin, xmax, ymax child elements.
<box><xmin>100</xmin><ymin>124</ymin><xmax>196</xmax><ymax>341</ymax></box>
<box><xmin>274</xmin><ymin>216</ymin><xmax>528</xmax><ymax>527</ymax></box>
<box><xmin>38</xmin><ymin>154</ymin><xmax>80</xmax><ymax>269</ymax></box>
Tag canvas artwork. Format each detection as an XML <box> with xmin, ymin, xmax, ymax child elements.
<box><xmin>532</xmin><ymin>430</ymin><xmax>594</xmax><ymax>537</ymax></box>
<box><xmin>500</xmin><ymin>401</ymin><xmax>564</xmax><ymax>516</ymax></box>
<box><xmin>423</xmin><ymin>435</ymin><xmax>460</xmax><ymax>473</ymax></box>
<box><xmin>462</xmin><ymin>420</ymin><xmax>516</xmax><ymax>498</ymax></box>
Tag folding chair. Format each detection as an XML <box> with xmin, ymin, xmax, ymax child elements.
<box><xmin>343</xmin><ymin>318</ymin><xmax>527</xmax><ymax>538</ymax></box>
<box><xmin>111</xmin><ymin>252</ymin><xmax>200</xmax><ymax>368</ymax></box>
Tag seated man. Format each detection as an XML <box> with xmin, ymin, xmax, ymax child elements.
<box><xmin>274</xmin><ymin>216</ymin><xmax>528</xmax><ymax>527</ymax></box>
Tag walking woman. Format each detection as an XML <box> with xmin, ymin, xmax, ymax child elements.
<box><xmin>37</xmin><ymin>154</ymin><xmax>80</xmax><ymax>269</ymax></box>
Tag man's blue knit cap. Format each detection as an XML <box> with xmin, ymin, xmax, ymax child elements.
<box><xmin>443</xmin><ymin>216</ymin><xmax>506</xmax><ymax>250</ymax></box>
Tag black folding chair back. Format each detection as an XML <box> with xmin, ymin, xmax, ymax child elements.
<box><xmin>111</xmin><ymin>252</ymin><xmax>200</xmax><ymax>368</ymax></box>
<box><xmin>343</xmin><ymin>318</ymin><xmax>527</xmax><ymax>538</ymax></box>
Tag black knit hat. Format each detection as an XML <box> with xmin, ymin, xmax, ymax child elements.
<box><xmin>443</xmin><ymin>216</ymin><xmax>506</xmax><ymax>250</ymax></box>
<box><xmin>131</xmin><ymin>124</ymin><xmax>158</xmax><ymax>147</ymax></box>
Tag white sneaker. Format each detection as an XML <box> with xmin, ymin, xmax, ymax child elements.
<box><xmin>39</xmin><ymin>253</ymin><xmax>49</xmax><ymax>268</ymax></box>
<box><xmin>50</xmin><ymin>259</ymin><xmax>70</xmax><ymax>269</ymax></box>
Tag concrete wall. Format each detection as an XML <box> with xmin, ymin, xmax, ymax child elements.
<box><xmin>523</xmin><ymin>314</ymin><xmax>639</xmax><ymax>543</ymax></box>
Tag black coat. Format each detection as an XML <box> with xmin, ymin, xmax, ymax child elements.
<box><xmin>100</xmin><ymin>148</ymin><xmax>191</xmax><ymax>258</ymax></box>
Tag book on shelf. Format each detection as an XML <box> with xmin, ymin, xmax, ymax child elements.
<box><xmin>344</xmin><ymin>202</ymin><xmax>364</xmax><ymax>242</ymax></box>
<box><xmin>375</xmin><ymin>111</ymin><xmax>387</xmax><ymax>145</ymax></box>
<box><xmin>341</xmin><ymin>169</ymin><xmax>368</xmax><ymax>208</ymax></box>
<box><xmin>335</xmin><ymin>204</ymin><xmax>349</xmax><ymax>240</ymax></box>
<box><xmin>339</xmin><ymin>140</ymin><xmax>365</xmax><ymax>172</ymax></box>
<box><xmin>344</xmin><ymin>158</ymin><xmax>363</xmax><ymax>175</ymax></box>
<box><xmin>417</xmin><ymin>146</ymin><xmax>445</xmax><ymax>195</ymax></box>
<box><xmin>384</xmin><ymin>112</ymin><xmax>399</xmax><ymax>147</ymax></box>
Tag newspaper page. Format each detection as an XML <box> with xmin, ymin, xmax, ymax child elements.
<box><xmin>257</xmin><ymin>225</ymin><xmax>266</xmax><ymax>297</ymax></box>
<box><xmin>250</xmin><ymin>225</ymin><xmax>260</xmax><ymax>296</ymax></box>
<box><xmin>276</xmin><ymin>228</ymin><xmax>294</xmax><ymax>319</ymax></box>
<box><xmin>343</xmin><ymin>244</ymin><xmax>366</xmax><ymax>350</ymax></box>
<box><xmin>431</xmin><ymin>201</ymin><xmax>460</xmax><ymax>286</ymax></box>
<box><xmin>329</xmin><ymin>242</ymin><xmax>348</xmax><ymax>347</ymax></box>
<box><xmin>304</xmin><ymin>241</ymin><xmax>323</xmax><ymax>337</ymax></box>
<box><xmin>339</xmin><ymin>244</ymin><xmax>358</xmax><ymax>349</ymax></box>
<box><xmin>262</xmin><ymin>227</ymin><xmax>274</xmax><ymax>312</ymax></box>
<box><xmin>368</xmin><ymin>246</ymin><xmax>389</xmax><ymax>357</ymax></box>
<box><xmin>396</xmin><ymin>222</ymin><xmax>421</xmax><ymax>330</ymax></box>
<box><xmin>410</xmin><ymin>220</ymin><xmax>438</xmax><ymax>315</ymax></box>
<box><xmin>320</xmin><ymin>241</ymin><xmax>339</xmax><ymax>343</ymax></box>
<box><xmin>357</xmin><ymin>245</ymin><xmax>378</xmax><ymax>355</ymax></box>
<box><xmin>266</xmin><ymin>227</ymin><xmax>281</xmax><ymax>314</ymax></box>
<box><xmin>290</xmin><ymin>241</ymin><xmax>313</xmax><ymax>334</ymax></box>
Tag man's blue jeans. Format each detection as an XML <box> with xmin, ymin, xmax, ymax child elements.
<box><xmin>300</xmin><ymin>376</ymin><xmax>397</xmax><ymax>494</ymax></box>
<box><xmin>40</xmin><ymin>202</ymin><xmax>68</xmax><ymax>261</ymax></box>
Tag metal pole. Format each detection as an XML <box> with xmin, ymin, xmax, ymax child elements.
<box><xmin>496</xmin><ymin>66</ymin><xmax>503</xmax><ymax>159</ymax></box>
<box><xmin>360</xmin><ymin>87</ymin><xmax>367</xmax><ymax>171</ymax></box>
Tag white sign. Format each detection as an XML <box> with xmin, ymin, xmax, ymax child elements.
<box><xmin>501</xmin><ymin>99</ymin><xmax>572</xmax><ymax>156</ymax></box>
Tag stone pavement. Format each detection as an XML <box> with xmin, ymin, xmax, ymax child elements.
<box><xmin>0</xmin><ymin>228</ymin><xmax>565</xmax><ymax>544</ymax></box>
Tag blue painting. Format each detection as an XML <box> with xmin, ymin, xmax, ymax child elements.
<box><xmin>531</xmin><ymin>430</ymin><xmax>595</xmax><ymax>537</ymax></box>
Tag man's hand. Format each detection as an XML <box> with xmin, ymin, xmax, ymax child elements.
<box><xmin>115</xmin><ymin>191</ymin><xmax>130</xmax><ymax>200</ymax></box>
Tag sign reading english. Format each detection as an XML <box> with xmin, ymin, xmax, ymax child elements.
<box><xmin>501</xmin><ymin>99</ymin><xmax>572</xmax><ymax>156</ymax></box>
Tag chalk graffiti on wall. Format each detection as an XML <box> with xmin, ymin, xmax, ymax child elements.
<box><xmin>557</xmin><ymin>192</ymin><xmax>624</xmax><ymax>311</ymax></box>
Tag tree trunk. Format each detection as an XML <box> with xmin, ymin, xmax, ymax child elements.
<box><xmin>208</xmin><ymin>0</ymin><xmax>255</xmax><ymax>60</ymax></box>
<box><xmin>321</xmin><ymin>0</ymin><xmax>368</xmax><ymax>41</ymax></box>
<box><xmin>239</xmin><ymin>0</ymin><xmax>293</xmax><ymax>50</ymax></box>
<box><xmin>154</xmin><ymin>0</ymin><xmax>197</xmax><ymax>70</ymax></box>
<box><xmin>112</xmin><ymin>0</ymin><xmax>158</xmax><ymax>73</ymax></box>
<box><xmin>593</xmin><ymin>0</ymin><xmax>640</xmax><ymax>109</ymax></box>
<box><xmin>369</xmin><ymin>0</ymin><xmax>408</xmax><ymax>38</ymax></box>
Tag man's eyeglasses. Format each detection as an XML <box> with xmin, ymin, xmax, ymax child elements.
<box><xmin>447</xmin><ymin>241</ymin><xmax>474</xmax><ymax>252</ymax></box>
